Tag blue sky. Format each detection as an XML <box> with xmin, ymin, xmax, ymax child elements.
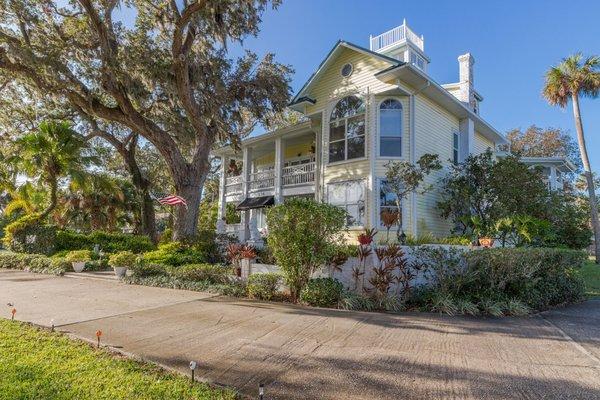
<box><xmin>230</xmin><ymin>0</ymin><xmax>600</xmax><ymax>173</ymax></box>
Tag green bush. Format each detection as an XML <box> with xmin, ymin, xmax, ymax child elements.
<box><xmin>3</xmin><ymin>215</ymin><xmax>58</xmax><ymax>255</ymax></box>
<box><xmin>0</xmin><ymin>252</ymin><xmax>68</xmax><ymax>275</ymax></box>
<box><xmin>129</xmin><ymin>262</ymin><xmax>169</xmax><ymax>278</ymax></box>
<box><xmin>410</xmin><ymin>247</ymin><xmax>586</xmax><ymax>315</ymax></box>
<box><xmin>247</xmin><ymin>273</ymin><xmax>282</xmax><ymax>301</ymax></box>
<box><xmin>267</xmin><ymin>198</ymin><xmax>346</xmax><ymax>301</ymax></box>
<box><xmin>141</xmin><ymin>242</ymin><xmax>206</xmax><ymax>266</ymax></box>
<box><xmin>55</xmin><ymin>230</ymin><xmax>155</xmax><ymax>253</ymax></box>
<box><xmin>64</xmin><ymin>250</ymin><xmax>93</xmax><ymax>263</ymax></box>
<box><xmin>169</xmin><ymin>263</ymin><xmax>232</xmax><ymax>284</ymax></box>
<box><xmin>108</xmin><ymin>251</ymin><xmax>138</xmax><ymax>267</ymax></box>
<box><xmin>300</xmin><ymin>278</ymin><xmax>344</xmax><ymax>307</ymax></box>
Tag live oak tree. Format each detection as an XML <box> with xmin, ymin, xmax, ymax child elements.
<box><xmin>0</xmin><ymin>0</ymin><xmax>292</xmax><ymax>240</ymax></box>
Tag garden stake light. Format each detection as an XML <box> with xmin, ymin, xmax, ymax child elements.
<box><xmin>189</xmin><ymin>361</ymin><xmax>197</xmax><ymax>382</ymax></box>
<box><xmin>96</xmin><ymin>330</ymin><xmax>102</xmax><ymax>348</ymax></box>
<box><xmin>11</xmin><ymin>308</ymin><xmax>16</xmax><ymax>320</ymax></box>
<box><xmin>50</xmin><ymin>319</ymin><xmax>55</xmax><ymax>332</ymax></box>
<box><xmin>259</xmin><ymin>383</ymin><xmax>264</xmax><ymax>400</ymax></box>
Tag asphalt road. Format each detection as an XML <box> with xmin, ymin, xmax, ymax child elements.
<box><xmin>2</xmin><ymin>269</ymin><xmax>599</xmax><ymax>399</ymax></box>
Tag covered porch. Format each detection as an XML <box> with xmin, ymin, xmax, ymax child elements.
<box><xmin>215</xmin><ymin>123</ymin><xmax>319</xmax><ymax>244</ymax></box>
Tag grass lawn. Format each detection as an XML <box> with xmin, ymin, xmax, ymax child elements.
<box><xmin>580</xmin><ymin>260</ymin><xmax>600</xmax><ymax>298</ymax></box>
<box><xmin>0</xmin><ymin>320</ymin><xmax>236</xmax><ymax>400</ymax></box>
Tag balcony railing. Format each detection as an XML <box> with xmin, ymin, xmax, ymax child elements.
<box><xmin>370</xmin><ymin>23</ymin><xmax>424</xmax><ymax>52</ymax></box>
<box><xmin>224</xmin><ymin>161</ymin><xmax>316</xmax><ymax>196</ymax></box>
<box><xmin>282</xmin><ymin>162</ymin><xmax>316</xmax><ymax>186</ymax></box>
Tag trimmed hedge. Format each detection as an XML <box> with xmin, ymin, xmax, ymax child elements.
<box><xmin>247</xmin><ymin>273</ymin><xmax>282</xmax><ymax>301</ymax></box>
<box><xmin>4</xmin><ymin>215</ymin><xmax>57</xmax><ymax>255</ymax></box>
<box><xmin>0</xmin><ymin>252</ymin><xmax>69</xmax><ymax>275</ymax></box>
<box><xmin>141</xmin><ymin>242</ymin><xmax>206</xmax><ymax>266</ymax></box>
<box><xmin>55</xmin><ymin>230</ymin><xmax>155</xmax><ymax>254</ymax></box>
<box><xmin>300</xmin><ymin>277</ymin><xmax>344</xmax><ymax>308</ymax></box>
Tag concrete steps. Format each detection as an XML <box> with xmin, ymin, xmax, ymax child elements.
<box><xmin>64</xmin><ymin>270</ymin><xmax>122</xmax><ymax>282</ymax></box>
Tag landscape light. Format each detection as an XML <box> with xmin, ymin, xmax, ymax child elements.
<box><xmin>95</xmin><ymin>330</ymin><xmax>102</xmax><ymax>348</ymax></box>
<box><xmin>189</xmin><ymin>361</ymin><xmax>197</xmax><ymax>382</ymax></box>
<box><xmin>259</xmin><ymin>383</ymin><xmax>264</xmax><ymax>400</ymax></box>
<box><xmin>50</xmin><ymin>319</ymin><xmax>55</xmax><ymax>332</ymax></box>
<box><xmin>11</xmin><ymin>308</ymin><xmax>16</xmax><ymax>321</ymax></box>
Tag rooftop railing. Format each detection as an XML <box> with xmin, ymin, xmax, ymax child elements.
<box><xmin>370</xmin><ymin>23</ymin><xmax>424</xmax><ymax>53</ymax></box>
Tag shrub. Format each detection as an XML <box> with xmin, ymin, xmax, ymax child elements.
<box><xmin>300</xmin><ymin>278</ymin><xmax>344</xmax><ymax>308</ymax></box>
<box><xmin>267</xmin><ymin>198</ymin><xmax>346</xmax><ymax>301</ymax></box>
<box><xmin>64</xmin><ymin>250</ymin><xmax>93</xmax><ymax>263</ymax></box>
<box><xmin>169</xmin><ymin>263</ymin><xmax>232</xmax><ymax>284</ymax></box>
<box><xmin>0</xmin><ymin>252</ymin><xmax>68</xmax><ymax>275</ymax></box>
<box><xmin>55</xmin><ymin>230</ymin><xmax>155</xmax><ymax>253</ymax></box>
<box><xmin>108</xmin><ymin>251</ymin><xmax>137</xmax><ymax>267</ymax></box>
<box><xmin>3</xmin><ymin>215</ymin><xmax>58</xmax><ymax>255</ymax></box>
<box><xmin>247</xmin><ymin>273</ymin><xmax>282</xmax><ymax>301</ymax></box>
<box><xmin>129</xmin><ymin>263</ymin><xmax>169</xmax><ymax>278</ymax></box>
<box><xmin>141</xmin><ymin>242</ymin><xmax>206</xmax><ymax>266</ymax></box>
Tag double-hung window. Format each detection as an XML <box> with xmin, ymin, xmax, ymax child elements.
<box><xmin>329</xmin><ymin>96</ymin><xmax>365</xmax><ymax>163</ymax></box>
<box><xmin>327</xmin><ymin>180</ymin><xmax>366</xmax><ymax>227</ymax></box>
<box><xmin>379</xmin><ymin>99</ymin><xmax>402</xmax><ymax>157</ymax></box>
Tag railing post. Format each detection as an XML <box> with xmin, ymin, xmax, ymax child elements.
<box><xmin>274</xmin><ymin>137</ymin><xmax>284</xmax><ymax>204</ymax></box>
<box><xmin>240</xmin><ymin>146</ymin><xmax>252</xmax><ymax>242</ymax></box>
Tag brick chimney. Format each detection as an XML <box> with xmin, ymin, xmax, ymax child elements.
<box><xmin>457</xmin><ymin>53</ymin><xmax>477</xmax><ymax>112</ymax></box>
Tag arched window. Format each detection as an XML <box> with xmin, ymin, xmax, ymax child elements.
<box><xmin>329</xmin><ymin>96</ymin><xmax>365</xmax><ymax>163</ymax></box>
<box><xmin>379</xmin><ymin>99</ymin><xmax>402</xmax><ymax>157</ymax></box>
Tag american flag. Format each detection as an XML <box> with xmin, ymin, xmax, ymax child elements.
<box><xmin>158</xmin><ymin>195</ymin><xmax>187</xmax><ymax>207</ymax></box>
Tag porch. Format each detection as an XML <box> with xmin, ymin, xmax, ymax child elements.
<box><xmin>216</xmin><ymin>126</ymin><xmax>318</xmax><ymax>243</ymax></box>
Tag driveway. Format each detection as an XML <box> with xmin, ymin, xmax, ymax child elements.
<box><xmin>1</xmin><ymin>269</ymin><xmax>599</xmax><ymax>399</ymax></box>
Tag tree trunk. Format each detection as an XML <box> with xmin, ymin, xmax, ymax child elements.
<box><xmin>571</xmin><ymin>94</ymin><xmax>600</xmax><ymax>263</ymax></box>
<box><xmin>172</xmin><ymin>181</ymin><xmax>204</xmax><ymax>241</ymax></box>
<box><xmin>39</xmin><ymin>177</ymin><xmax>58</xmax><ymax>220</ymax></box>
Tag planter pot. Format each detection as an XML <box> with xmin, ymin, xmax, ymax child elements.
<box><xmin>113</xmin><ymin>266</ymin><xmax>128</xmax><ymax>278</ymax></box>
<box><xmin>478</xmin><ymin>237</ymin><xmax>495</xmax><ymax>248</ymax></box>
<box><xmin>72</xmin><ymin>261</ymin><xmax>86</xmax><ymax>273</ymax></box>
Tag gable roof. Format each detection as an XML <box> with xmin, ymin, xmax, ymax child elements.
<box><xmin>290</xmin><ymin>40</ymin><xmax>403</xmax><ymax>107</ymax></box>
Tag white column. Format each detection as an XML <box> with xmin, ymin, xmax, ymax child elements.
<box><xmin>216</xmin><ymin>155</ymin><xmax>229</xmax><ymax>233</ymax></box>
<box><xmin>274</xmin><ymin>137</ymin><xmax>284</xmax><ymax>204</ymax></box>
<box><xmin>459</xmin><ymin>118</ymin><xmax>474</xmax><ymax>162</ymax></box>
<box><xmin>314</xmin><ymin>123</ymin><xmax>323</xmax><ymax>202</ymax></box>
<box><xmin>549</xmin><ymin>166</ymin><xmax>557</xmax><ymax>191</ymax></box>
<box><xmin>409</xmin><ymin>94</ymin><xmax>418</xmax><ymax>238</ymax></box>
<box><xmin>240</xmin><ymin>147</ymin><xmax>252</xmax><ymax>242</ymax></box>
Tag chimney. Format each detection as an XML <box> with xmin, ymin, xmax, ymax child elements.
<box><xmin>457</xmin><ymin>53</ymin><xmax>477</xmax><ymax>112</ymax></box>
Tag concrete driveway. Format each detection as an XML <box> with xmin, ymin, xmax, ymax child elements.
<box><xmin>1</xmin><ymin>269</ymin><xmax>599</xmax><ymax>399</ymax></box>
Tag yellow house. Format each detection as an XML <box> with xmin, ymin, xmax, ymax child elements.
<box><xmin>212</xmin><ymin>21</ymin><xmax>509</xmax><ymax>245</ymax></box>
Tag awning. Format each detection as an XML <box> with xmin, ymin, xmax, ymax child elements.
<box><xmin>236</xmin><ymin>196</ymin><xmax>275</xmax><ymax>211</ymax></box>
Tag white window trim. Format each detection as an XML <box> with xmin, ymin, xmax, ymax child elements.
<box><xmin>326</xmin><ymin>178</ymin><xmax>366</xmax><ymax>228</ymax></box>
<box><xmin>327</xmin><ymin>96</ymin><xmax>366</xmax><ymax>164</ymax></box>
<box><xmin>376</xmin><ymin>97</ymin><xmax>404</xmax><ymax>159</ymax></box>
<box><xmin>377</xmin><ymin>178</ymin><xmax>407</xmax><ymax>231</ymax></box>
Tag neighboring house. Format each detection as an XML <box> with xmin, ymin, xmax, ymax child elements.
<box><xmin>212</xmin><ymin>21</ymin><xmax>571</xmax><ymax>245</ymax></box>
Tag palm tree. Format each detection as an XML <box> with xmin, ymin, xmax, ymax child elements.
<box><xmin>13</xmin><ymin>121</ymin><xmax>92</xmax><ymax>220</ymax></box>
<box><xmin>543</xmin><ymin>53</ymin><xmax>600</xmax><ymax>262</ymax></box>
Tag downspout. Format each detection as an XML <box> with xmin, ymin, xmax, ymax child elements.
<box><xmin>407</xmin><ymin>80</ymin><xmax>430</xmax><ymax>238</ymax></box>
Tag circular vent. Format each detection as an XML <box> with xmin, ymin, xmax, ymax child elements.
<box><xmin>341</xmin><ymin>63</ymin><xmax>353</xmax><ymax>77</ymax></box>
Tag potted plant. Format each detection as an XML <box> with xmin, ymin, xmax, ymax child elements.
<box><xmin>64</xmin><ymin>250</ymin><xmax>93</xmax><ymax>273</ymax></box>
<box><xmin>108</xmin><ymin>251</ymin><xmax>137</xmax><ymax>278</ymax></box>
<box><xmin>470</xmin><ymin>216</ymin><xmax>495</xmax><ymax>248</ymax></box>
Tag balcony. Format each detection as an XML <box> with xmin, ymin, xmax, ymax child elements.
<box><xmin>370</xmin><ymin>22</ymin><xmax>424</xmax><ymax>53</ymax></box>
<box><xmin>224</xmin><ymin>161</ymin><xmax>316</xmax><ymax>197</ymax></box>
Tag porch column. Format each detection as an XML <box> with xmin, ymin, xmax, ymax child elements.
<box><xmin>549</xmin><ymin>166</ymin><xmax>557</xmax><ymax>191</ymax></box>
<box><xmin>216</xmin><ymin>155</ymin><xmax>229</xmax><ymax>233</ymax></box>
<box><xmin>274</xmin><ymin>137</ymin><xmax>284</xmax><ymax>204</ymax></box>
<box><xmin>241</xmin><ymin>146</ymin><xmax>252</xmax><ymax>242</ymax></box>
<box><xmin>459</xmin><ymin>118</ymin><xmax>474</xmax><ymax>162</ymax></box>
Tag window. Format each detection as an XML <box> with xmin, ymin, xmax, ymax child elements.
<box><xmin>379</xmin><ymin>180</ymin><xmax>402</xmax><ymax>228</ymax></box>
<box><xmin>452</xmin><ymin>131</ymin><xmax>460</xmax><ymax>165</ymax></box>
<box><xmin>329</xmin><ymin>96</ymin><xmax>365</xmax><ymax>163</ymax></box>
<box><xmin>341</xmin><ymin>63</ymin><xmax>353</xmax><ymax>77</ymax></box>
<box><xmin>327</xmin><ymin>180</ymin><xmax>365</xmax><ymax>227</ymax></box>
<box><xmin>379</xmin><ymin>99</ymin><xmax>402</xmax><ymax>157</ymax></box>
<box><xmin>409</xmin><ymin>51</ymin><xmax>425</xmax><ymax>70</ymax></box>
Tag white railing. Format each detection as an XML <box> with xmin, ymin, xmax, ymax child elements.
<box><xmin>370</xmin><ymin>23</ymin><xmax>424</xmax><ymax>52</ymax></box>
<box><xmin>282</xmin><ymin>162</ymin><xmax>316</xmax><ymax>186</ymax></box>
<box><xmin>249</xmin><ymin>170</ymin><xmax>275</xmax><ymax>191</ymax></box>
<box><xmin>224</xmin><ymin>175</ymin><xmax>243</xmax><ymax>196</ymax></box>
